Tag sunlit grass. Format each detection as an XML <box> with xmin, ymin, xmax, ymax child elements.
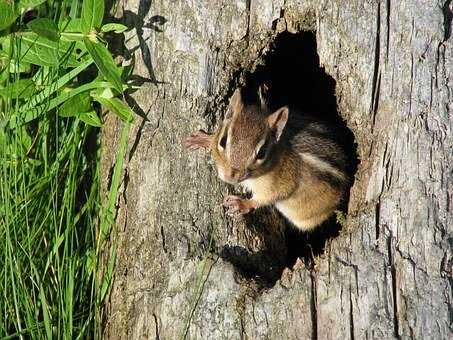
<box><xmin>0</xmin><ymin>0</ymin><xmax>132</xmax><ymax>338</ymax></box>
<box><xmin>0</xmin><ymin>93</ymin><xmax>100</xmax><ymax>337</ymax></box>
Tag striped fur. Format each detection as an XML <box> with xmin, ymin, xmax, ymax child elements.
<box><xmin>185</xmin><ymin>87</ymin><xmax>350</xmax><ymax>230</ymax></box>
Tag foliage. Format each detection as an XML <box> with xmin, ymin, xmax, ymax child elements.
<box><xmin>335</xmin><ymin>210</ymin><xmax>347</xmax><ymax>228</ymax></box>
<box><xmin>0</xmin><ymin>0</ymin><xmax>133</xmax><ymax>337</ymax></box>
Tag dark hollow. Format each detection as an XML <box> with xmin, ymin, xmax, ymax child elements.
<box><xmin>229</xmin><ymin>31</ymin><xmax>359</xmax><ymax>282</ymax></box>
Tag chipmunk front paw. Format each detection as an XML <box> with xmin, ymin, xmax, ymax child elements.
<box><xmin>183</xmin><ymin>130</ymin><xmax>212</xmax><ymax>151</ymax></box>
<box><xmin>223</xmin><ymin>195</ymin><xmax>254</xmax><ymax>215</ymax></box>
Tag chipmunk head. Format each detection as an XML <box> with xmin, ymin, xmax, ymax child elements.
<box><xmin>212</xmin><ymin>87</ymin><xmax>289</xmax><ymax>184</ymax></box>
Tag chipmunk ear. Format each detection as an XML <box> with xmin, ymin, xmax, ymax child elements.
<box><xmin>225</xmin><ymin>88</ymin><xmax>244</xmax><ymax>119</ymax></box>
<box><xmin>267</xmin><ymin>106</ymin><xmax>289</xmax><ymax>140</ymax></box>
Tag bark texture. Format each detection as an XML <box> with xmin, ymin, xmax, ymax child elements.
<box><xmin>101</xmin><ymin>0</ymin><xmax>452</xmax><ymax>339</ymax></box>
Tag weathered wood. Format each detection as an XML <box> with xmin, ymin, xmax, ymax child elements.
<box><xmin>102</xmin><ymin>0</ymin><xmax>452</xmax><ymax>339</ymax></box>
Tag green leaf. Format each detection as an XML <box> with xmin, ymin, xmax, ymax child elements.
<box><xmin>19</xmin><ymin>58</ymin><xmax>93</xmax><ymax>112</ymax></box>
<box><xmin>69</xmin><ymin>0</ymin><xmax>79</xmax><ymax>18</ymax></box>
<box><xmin>27</xmin><ymin>18</ymin><xmax>60</xmax><ymax>42</ymax></box>
<box><xmin>13</xmin><ymin>32</ymin><xmax>82</xmax><ymax>67</ymax></box>
<box><xmin>0</xmin><ymin>78</ymin><xmax>35</xmax><ymax>98</ymax></box>
<box><xmin>11</xmin><ymin>81</ymin><xmax>112</xmax><ymax>128</ymax></box>
<box><xmin>39</xmin><ymin>286</ymin><xmax>52</xmax><ymax>340</ymax></box>
<box><xmin>7</xmin><ymin>125</ymin><xmax>33</xmax><ymax>154</ymax></box>
<box><xmin>59</xmin><ymin>92</ymin><xmax>92</xmax><ymax>117</ymax></box>
<box><xmin>59</xmin><ymin>18</ymin><xmax>82</xmax><ymax>32</ymax></box>
<box><xmin>84</xmin><ymin>38</ymin><xmax>122</xmax><ymax>93</ymax></box>
<box><xmin>65</xmin><ymin>262</ymin><xmax>75</xmax><ymax>339</ymax></box>
<box><xmin>18</xmin><ymin>0</ymin><xmax>46</xmax><ymax>11</ymax></box>
<box><xmin>9</xmin><ymin>61</ymin><xmax>31</xmax><ymax>74</ymax></box>
<box><xmin>79</xmin><ymin>110</ymin><xmax>101</xmax><ymax>127</ymax></box>
<box><xmin>81</xmin><ymin>0</ymin><xmax>104</xmax><ymax>33</ymax></box>
<box><xmin>0</xmin><ymin>1</ymin><xmax>18</xmax><ymax>31</ymax></box>
<box><xmin>84</xmin><ymin>250</ymin><xmax>96</xmax><ymax>277</ymax></box>
<box><xmin>93</xmin><ymin>86</ymin><xmax>115</xmax><ymax>99</ymax></box>
<box><xmin>120</xmin><ymin>64</ymin><xmax>134</xmax><ymax>82</ymax></box>
<box><xmin>94</xmin><ymin>96</ymin><xmax>133</xmax><ymax>122</ymax></box>
<box><xmin>6</xmin><ymin>59</ymin><xmax>94</xmax><ymax>128</ymax></box>
<box><xmin>7</xmin><ymin>82</ymin><xmax>111</xmax><ymax>128</ymax></box>
<box><xmin>101</xmin><ymin>23</ymin><xmax>128</xmax><ymax>33</ymax></box>
<box><xmin>59</xmin><ymin>18</ymin><xmax>83</xmax><ymax>42</ymax></box>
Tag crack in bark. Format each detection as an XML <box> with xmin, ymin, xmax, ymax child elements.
<box><xmin>434</xmin><ymin>41</ymin><xmax>451</xmax><ymax>116</ymax></box>
<box><xmin>244</xmin><ymin>0</ymin><xmax>252</xmax><ymax>43</ymax></box>
<box><xmin>384</xmin><ymin>142</ymin><xmax>394</xmax><ymax>191</ymax></box>
<box><xmin>152</xmin><ymin>312</ymin><xmax>160</xmax><ymax>340</ymax></box>
<box><xmin>375</xmin><ymin>200</ymin><xmax>381</xmax><ymax>240</ymax></box>
<box><xmin>160</xmin><ymin>224</ymin><xmax>167</xmax><ymax>253</ymax></box>
<box><xmin>310</xmin><ymin>272</ymin><xmax>318</xmax><ymax>340</ymax></box>
<box><xmin>441</xmin><ymin>0</ymin><xmax>452</xmax><ymax>42</ymax></box>
<box><xmin>349</xmin><ymin>286</ymin><xmax>355</xmax><ymax>340</ymax></box>
<box><xmin>387</xmin><ymin>234</ymin><xmax>400</xmax><ymax>339</ymax></box>
<box><xmin>440</xmin><ymin>251</ymin><xmax>453</xmax><ymax>328</ymax></box>
<box><xmin>372</xmin><ymin>73</ymin><xmax>382</xmax><ymax>129</ymax></box>
<box><xmin>370</xmin><ymin>1</ymin><xmax>381</xmax><ymax>129</ymax></box>
<box><xmin>385</xmin><ymin>0</ymin><xmax>391</xmax><ymax>60</ymax></box>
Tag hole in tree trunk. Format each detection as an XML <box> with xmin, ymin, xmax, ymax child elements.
<box><xmin>220</xmin><ymin>31</ymin><xmax>359</xmax><ymax>289</ymax></box>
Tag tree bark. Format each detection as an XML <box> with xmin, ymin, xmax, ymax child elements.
<box><xmin>101</xmin><ymin>0</ymin><xmax>452</xmax><ymax>339</ymax></box>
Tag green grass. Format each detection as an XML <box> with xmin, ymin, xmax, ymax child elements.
<box><xmin>0</xmin><ymin>0</ymin><xmax>133</xmax><ymax>338</ymax></box>
<box><xmin>0</xmin><ymin>116</ymin><xmax>99</xmax><ymax>338</ymax></box>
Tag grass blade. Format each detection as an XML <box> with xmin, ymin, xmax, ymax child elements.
<box><xmin>98</xmin><ymin>121</ymin><xmax>130</xmax><ymax>241</ymax></box>
<box><xmin>65</xmin><ymin>261</ymin><xmax>74</xmax><ymax>339</ymax></box>
<box><xmin>99</xmin><ymin>247</ymin><xmax>116</xmax><ymax>303</ymax></box>
<box><xmin>39</xmin><ymin>286</ymin><xmax>52</xmax><ymax>340</ymax></box>
<box><xmin>81</xmin><ymin>0</ymin><xmax>105</xmax><ymax>33</ymax></box>
<box><xmin>0</xmin><ymin>2</ymin><xmax>18</xmax><ymax>31</ymax></box>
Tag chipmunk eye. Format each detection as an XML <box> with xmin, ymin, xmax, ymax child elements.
<box><xmin>256</xmin><ymin>140</ymin><xmax>268</xmax><ymax>161</ymax></box>
<box><xmin>219</xmin><ymin>134</ymin><xmax>227</xmax><ymax>149</ymax></box>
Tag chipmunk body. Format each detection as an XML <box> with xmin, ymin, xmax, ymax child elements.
<box><xmin>185</xmin><ymin>87</ymin><xmax>349</xmax><ymax>230</ymax></box>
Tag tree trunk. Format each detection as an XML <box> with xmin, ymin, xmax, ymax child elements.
<box><xmin>101</xmin><ymin>0</ymin><xmax>452</xmax><ymax>339</ymax></box>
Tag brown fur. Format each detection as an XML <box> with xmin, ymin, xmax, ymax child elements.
<box><xmin>184</xmin><ymin>87</ymin><xmax>349</xmax><ymax>231</ymax></box>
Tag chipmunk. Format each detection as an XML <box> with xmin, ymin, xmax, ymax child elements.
<box><xmin>184</xmin><ymin>86</ymin><xmax>349</xmax><ymax>230</ymax></box>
